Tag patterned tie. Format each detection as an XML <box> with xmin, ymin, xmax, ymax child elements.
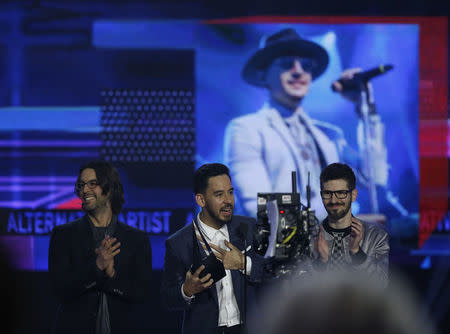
<box><xmin>285</xmin><ymin>114</ymin><xmax>321</xmax><ymax>200</ymax></box>
<box><xmin>329</xmin><ymin>232</ymin><xmax>346</xmax><ymax>271</ymax></box>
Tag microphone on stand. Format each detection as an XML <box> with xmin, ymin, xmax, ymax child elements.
<box><xmin>331</xmin><ymin>64</ymin><xmax>393</xmax><ymax>93</ymax></box>
<box><xmin>306</xmin><ymin>172</ymin><xmax>311</xmax><ymax>209</ymax></box>
<box><xmin>332</xmin><ymin>65</ymin><xmax>393</xmax><ymax>212</ymax></box>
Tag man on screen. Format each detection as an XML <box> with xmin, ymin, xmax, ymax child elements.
<box><xmin>161</xmin><ymin>163</ymin><xmax>263</xmax><ymax>334</ymax></box>
<box><xmin>48</xmin><ymin>160</ymin><xmax>152</xmax><ymax>334</ymax></box>
<box><xmin>313</xmin><ymin>163</ymin><xmax>389</xmax><ymax>286</ymax></box>
<box><xmin>224</xmin><ymin>28</ymin><xmax>388</xmax><ymax>220</ymax></box>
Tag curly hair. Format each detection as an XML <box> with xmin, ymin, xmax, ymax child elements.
<box><xmin>320</xmin><ymin>163</ymin><xmax>356</xmax><ymax>190</ymax></box>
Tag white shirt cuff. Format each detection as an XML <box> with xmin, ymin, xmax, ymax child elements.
<box><xmin>181</xmin><ymin>283</ymin><xmax>195</xmax><ymax>303</ymax></box>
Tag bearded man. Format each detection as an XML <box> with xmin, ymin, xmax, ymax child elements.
<box><xmin>313</xmin><ymin>163</ymin><xmax>389</xmax><ymax>287</ymax></box>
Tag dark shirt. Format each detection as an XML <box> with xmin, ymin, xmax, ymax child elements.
<box><xmin>322</xmin><ymin>218</ymin><xmax>367</xmax><ymax>265</ymax></box>
<box><xmin>88</xmin><ymin>216</ymin><xmax>117</xmax><ymax>334</ymax></box>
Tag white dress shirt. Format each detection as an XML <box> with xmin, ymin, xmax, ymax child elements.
<box><xmin>181</xmin><ymin>216</ymin><xmax>252</xmax><ymax>327</ymax></box>
<box><xmin>285</xmin><ymin>107</ymin><xmax>322</xmax><ymax>201</ymax></box>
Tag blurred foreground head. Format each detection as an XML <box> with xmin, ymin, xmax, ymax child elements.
<box><xmin>250</xmin><ymin>272</ymin><xmax>436</xmax><ymax>334</ymax></box>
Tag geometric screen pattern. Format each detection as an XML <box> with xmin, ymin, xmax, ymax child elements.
<box><xmin>100</xmin><ymin>89</ymin><xmax>195</xmax><ymax>164</ymax></box>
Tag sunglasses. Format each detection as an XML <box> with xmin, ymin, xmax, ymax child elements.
<box><xmin>272</xmin><ymin>56</ymin><xmax>317</xmax><ymax>73</ymax></box>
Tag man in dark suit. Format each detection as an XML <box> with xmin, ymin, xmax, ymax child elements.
<box><xmin>48</xmin><ymin>160</ymin><xmax>152</xmax><ymax>334</ymax></box>
<box><xmin>162</xmin><ymin>163</ymin><xmax>263</xmax><ymax>334</ymax></box>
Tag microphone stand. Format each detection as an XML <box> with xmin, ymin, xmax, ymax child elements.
<box><xmin>359</xmin><ymin>84</ymin><xmax>379</xmax><ymax>213</ymax></box>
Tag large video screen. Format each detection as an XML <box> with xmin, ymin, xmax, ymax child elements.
<box><xmin>0</xmin><ymin>17</ymin><xmax>447</xmax><ymax>271</ymax></box>
<box><xmin>197</xmin><ymin>23</ymin><xmax>418</xmax><ymax>218</ymax></box>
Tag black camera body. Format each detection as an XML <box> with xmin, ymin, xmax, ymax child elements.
<box><xmin>253</xmin><ymin>172</ymin><xmax>318</xmax><ymax>277</ymax></box>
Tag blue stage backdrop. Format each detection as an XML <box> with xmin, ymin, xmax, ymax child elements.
<box><xmin>0</xmin><ymin>19</ymin><xmax>447</xmax><ymax>272</ymax></box>
<box><xmin>0</xmin><ymin>47</ymin><xmax>197</xmax><ymax>270</ymax></box>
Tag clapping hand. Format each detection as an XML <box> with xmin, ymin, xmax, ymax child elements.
<box><xmin>95</xmin><ymin>235</ymin><xmax>120</xmax><ymax>277</ymax></box>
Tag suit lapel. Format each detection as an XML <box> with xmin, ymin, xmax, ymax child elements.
<box><xmin>262</xmin><ymin>107</ymin><xmax>304</xmax><ymax>177</ymax></box>
<box><xmin>300</xmin><ymin>113</ymin><xmax>339</xmax><ymax>165</ymax></box>
<box><xmin>191</xmin><ymin>222</ymin><xmax>209</xmax><ymax>262</ymax></box>
<box><xmin>112</xmin><ymin>222</ymin><xmax>125</xmax><ymax>269</ymax></box>
<box><xmin>228</xmin><ymin>221</ymin><xmax>244</xmax><ymax>253</ymax></box>
<box><xmin>78</xmin><ymin>215</ymin><xmax>95</xmax><ymax>259</ymax></box>
<box><xmin>228</xmin><ymin>219</ymin><xmax>244</xmax><ymax>311</ymax></box>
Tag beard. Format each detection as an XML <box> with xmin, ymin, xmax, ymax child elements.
<box><xmin>204</xmin><ymin>203</ymin><xmax>233</xmax><ymax>226</ymax></box>
<box><xmin>325</xmin><ymin>201</ymin><xmax>352</xmax><ymax>221</ymax></box>
<box><xmin>81</xmin><ymin>196</ymin><xmax>108</xmax><ymax>214</ymax></box>
<box><xmin>82</xmin><ymin>202</ymin><xmax>98</xmax><ymax>214</ymax></box>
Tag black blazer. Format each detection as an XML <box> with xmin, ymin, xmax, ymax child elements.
<box><xmin>161</xmin><ymin>215</ymin><xmax>263</xmax><ymax>334</ymax></box>
<box><xmin>48</xmin><ymin>215</ymin><xmax>152</xmax><ymax>334</ymax></box>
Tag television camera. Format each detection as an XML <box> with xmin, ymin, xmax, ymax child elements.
<box><xmin>253</xmin><ymin>171</ymin><xmax>320</xmax><ymax>278</ymax></box>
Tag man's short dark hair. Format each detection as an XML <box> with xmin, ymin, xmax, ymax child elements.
<box><xmin>75</xmin><ymin>160</ymin><xmax>125</xmax><ymax>215</ymax></box>
<box><xmin>320</xmin><ymin>163</ymin><xmax>356</xmax><ymax>190</ymax></box>
<box><xmin>194</xmin><ymin>163</ymin><xmax>231</xmax><ymax>195</ymax></box>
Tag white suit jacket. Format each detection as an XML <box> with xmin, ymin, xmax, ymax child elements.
<box><xmin>224</xmin><ymin>104</ymin><xmax>388</xmax><ymax>220</ymax></box>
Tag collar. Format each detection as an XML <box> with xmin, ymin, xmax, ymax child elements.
<box><xmin>268</xmin><ymin>98</ymin><xmax>305</xmax><ymax>119</ymax></box>
<box><xmin>86</xmin><ymin>214</ymin><xmax>118</xmax><ymax>246</ymax></box>
<box><xmin>322</xmin><ymin>217</ymin><xmax>351</xmax><ymax>236</ymax></box>
<box><xmin>196</xmin><ymin>213</ymin><xmax>229</xmax><ymax>242</ymax></box>
<box><xmin>87</xmin><ymin>214</ymin><xmax>117</xmax><ymax>232</ymax></box>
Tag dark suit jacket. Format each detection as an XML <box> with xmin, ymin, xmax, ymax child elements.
<box><xmin>161</xmin><ymin>215</ymin><xmax>263</xmax><ymax>334</ymax></box>
<box><xmin>48</xmin><ymin>215</ymin><xmax>152</xmax><ymax>334</ymax></box>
